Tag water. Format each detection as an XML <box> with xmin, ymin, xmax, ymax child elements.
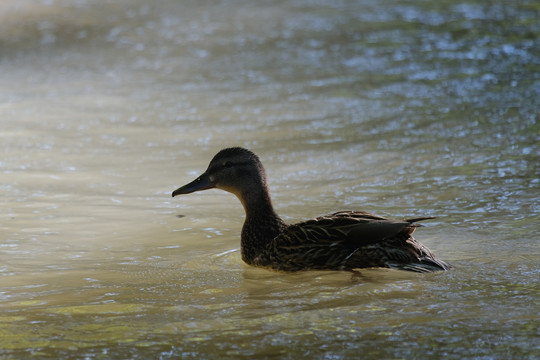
<box><xmin>1</xmin><ymin>0</ymin><xmax>539</xmax><ymax>358</ymax></box>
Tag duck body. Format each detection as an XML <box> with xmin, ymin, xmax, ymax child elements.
<box><xmin>172</xmin><ymin>147</ymin><xmax>451</xmax><ymax>273</ymax></box>
<box><xmin>243</xmin><ymin>211</ymin><xmax>450</xmax><ymax>272</ymax></box>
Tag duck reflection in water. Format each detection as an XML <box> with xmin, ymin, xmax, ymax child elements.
<box><xmin>172</xmin><ymin>147</ymin><xmax>451</xmax><ymax>273</ymax></box>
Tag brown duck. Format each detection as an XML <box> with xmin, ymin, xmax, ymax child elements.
<box><xmin>172</xmin><ymin>147</ymin><xmax>451</xmax><ymax>273</ymax></box>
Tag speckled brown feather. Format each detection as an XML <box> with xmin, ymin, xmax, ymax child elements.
<box><xmin>247</xmin><ymin>210</ymin><xmax>450</xmax><ymax>272</ymax></box>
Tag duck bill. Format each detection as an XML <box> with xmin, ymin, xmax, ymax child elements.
<box><xmin>172</xmin><ymin>173</ymin><xmax>214</xmax><ymax>197</ymax></box>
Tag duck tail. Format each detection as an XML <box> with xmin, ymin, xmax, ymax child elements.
<box><xmin>405</xmin><ymin>216</ymin><xmax>437</xmax><ymax>224</ymax></box>
<box><xmin>390</xmin><ymin>257</ymin><xmax>453</xmax><ymax>273</ymax></box>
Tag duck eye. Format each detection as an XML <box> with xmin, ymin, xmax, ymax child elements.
<box><xmin>223</xmin><ymin>161</ymin><xmax>233</xmax><ymax>168</ymax></box>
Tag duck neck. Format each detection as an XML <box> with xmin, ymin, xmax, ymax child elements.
<box><xmin>237</xmin><ymin>187</ymin><xmax>286</xmax><ymax>265</ymax></box>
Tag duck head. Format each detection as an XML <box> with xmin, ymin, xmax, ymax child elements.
<box><xmin>172</xmin><ymin>147</ymin><xmax>269</xmax><ymax>200</ymax></box>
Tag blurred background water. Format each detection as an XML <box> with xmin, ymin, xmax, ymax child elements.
<box><xmin>1</xmin><ymin>0</ymin><xmax>539</xmax><ymax>358</ymax></box>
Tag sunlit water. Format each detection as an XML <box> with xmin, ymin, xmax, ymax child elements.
<box><xmin>1</xmin><ymin>0</ymin><xmax>539</xmax><ymax>358</ymax></box>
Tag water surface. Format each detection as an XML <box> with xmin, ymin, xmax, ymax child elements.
<box><xmin>1</xmin><ymin>0</ymin><xmax>539</xmax><ymax>358</ymax></box>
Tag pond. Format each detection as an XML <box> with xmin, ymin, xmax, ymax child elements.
<box><xmin>1</xmin><ymin>0</ymin><xmax>539</xmax><ymax>358</ymax></box>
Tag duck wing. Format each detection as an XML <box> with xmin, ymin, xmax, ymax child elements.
<box><xmin>290</xmin><ymin>210</ymin><xmax>432</xmax><ymax>246</ymax></box>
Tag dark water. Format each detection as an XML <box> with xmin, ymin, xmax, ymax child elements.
<box><xmin>1</xmin><ymin>0</ymin><xmax>539</xmax><ymax>358</ymax></box>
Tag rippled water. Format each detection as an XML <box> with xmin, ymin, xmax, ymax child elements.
<box><xmin>1</xmin><ymin>0</ymin><xmax>539</xmax><ymax>358</ymax></box>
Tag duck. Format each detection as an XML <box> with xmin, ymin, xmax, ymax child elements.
<box><xmin>172</xmin><ymin>147</ymin><xmax>451</xmax><ymax>273</ymax></box>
